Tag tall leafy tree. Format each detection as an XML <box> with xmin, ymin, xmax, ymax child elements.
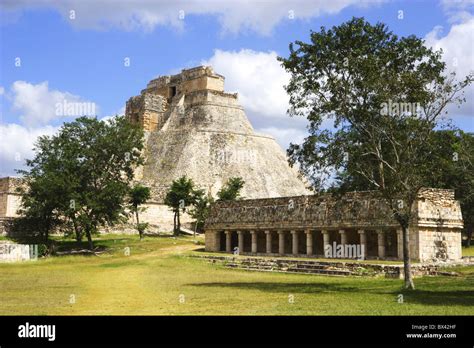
<box><xmin>279</xmin><ymin>17</ymin><xmax>472</xmax><ymax>289</ymax></box>
<box><xmin>128</xmin><ymin>184</ymin><xmax>151</xmax><ymax>240</ymax></box>
<box><xmin>189</xmin><ymin>191</ymin><xmax>213</xmax><ymax>234</ymax></box>
<box><xmin>164</xmin><ymin>176</ymin><xmax>201</xmax><ymax>236</ymax></box>
<box><xmin>18</xmin><ymin>116</ymin><xmax>144</xmax><ymax>249</ymax></box>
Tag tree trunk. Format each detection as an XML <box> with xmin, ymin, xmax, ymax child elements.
<box><xmin>173</xmin><ymin>211</ymin><xmax>178</xmax><ymax>236</ymax></box>
<box><xmin>85</xmin><ymin>228</ymin><xmax>93</xmax><ymax>250</ymax></box>
<box><xmin>72</xmin><ymin>217</ymin><xmax>82</xmax><ymax>243</ymax></box>
<box><xmin>135</xmin><ymin>209</ymin><xmax>142</xmax><ymax>240</ymax></box>
<box><xmin>402</xmin><ymin>225</ymin><xmax>415</xmax><ymax>289</ymax></box>
<box><xmin>467</xmin><ymin>225</ymin><xmax>473</xmax><ymax>247</ymax></box>
<box><xmin>176</xmin><ymin>211</ymin><xmax>181</xmax><ymax>236</ymax></box>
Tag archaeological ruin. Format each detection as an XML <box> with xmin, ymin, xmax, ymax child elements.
<box><xmin>0</xmin><ymin>66</ymin><xmax>310</xmax><ymax>235</ymax></box>
<box><xmin>204</xmin><ymin>188</ymin><xmax>464</xmax><ymax>262</ymax></box>
<box><xmin>0</xmin><ymin>66</ymin><xmax>465</xmax><ymax>264</ymax></box>
<box><xmin>125</xmin><ymin>66</ymin><xmax>310</xmax><ymax>232</ymax></box>
<box><xmin>0</xmin><ymin>177</ymin><xmax>22</xmax><ymax>235</ymax></box>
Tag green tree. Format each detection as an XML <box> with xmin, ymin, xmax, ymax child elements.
<box><xmin>18</xmin><ymin>116</ymin><xmax>144</xmax><ymax>249</ymax></box>
<box><xmin>279</xmin><ymin>17</ymin><xmax>472</xmax><ymax>289</ymax></box>
<box><xmin>128</xmin><ymin>184</ymin><xmax>151</xmax><ymax>240</ymax></box>
<box><xmin>164</xmin><ymin>176</ymin><xmax>201</xmax><ymax>236</ymax></box>
<box><xmin>217</xmin><ymin>177</ymin><xmax>245</xmax><ymax>201</ymax></box>
<box><xmin>189</xmin><ymin>191</ymin><xmax>214</xmax><ymax>234</ymax></box>
<box><xmin>427</xmin><ymin>130</ymin><xmax>474</xmax><ymax>246</ymax></box>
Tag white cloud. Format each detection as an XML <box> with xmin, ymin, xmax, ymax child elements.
<box><xmin>203</xmin><ymin>49</ymin><xmax>290</xmax><ymax>119</ymax></box>
<box><xmin>257</xmin><ymin>126</ymin><xmax>307</xmax><ymax>150</ymax></box>
<box><xmin>9</xmin><ymin>81</ymin><xmax>97</xmax><ymax>127</ymax></box>
<box><xmin>2</xmin><ymin>0</ymin><xmax>381</xmax><ymax>35</ymax></box>
<box><xmin>440</xmin><ymin>0</ymin><xmax>474</xmax><ymax>23</ymax></box>
<box><xmin>0</xmin><ymin>81</ymin><xmax>100</xmax><ymax>175</ymax></box>
<box><xmin>425</xmin><ymin>17</ymin><xmax>474</xmax><ymax>118</ymax></box>
<box><xmin>0</xmin><ymin>123</ymin><xmax>58</xmax><ymax>176</ymax></box>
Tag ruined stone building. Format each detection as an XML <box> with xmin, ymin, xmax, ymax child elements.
<box><xmin>0</xmin><ymin>177</ymin><xmax>22</xmax><ymax>235</ymax></box>
<box><xmin>0</xmin><ymin>66</ymin><xmax>465</xmax><ymax>263</ymax></box>
<box><xmin>0</xmin><ymin>66</ymin><xmax>310</xmax><ymax>235</ymax></box>
<box><xmin>204</xmin><ymin>189</ymin><xmax>464</xmax><ymax>262</ymax></box>
<box><xmin>125</xmin><ymin>66</ymin><xmax>310</xmax><ymax>231</ymax></box>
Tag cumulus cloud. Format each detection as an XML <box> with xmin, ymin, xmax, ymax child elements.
<box><xmin>1</xmin><ymin>81</ymin><xmax>99</xmax><ymax>175</ymax></box>
<box><xmin>440</xmin><ymin>0</ymin><xmax>474</xmax><ymax>23</ymax></box>
<box><xmin>256</xmin><ymin>126</ymin><xmax>307</xmax><ymax>150</ymax></box>
<box><xmin>203</xmin><ymin>49</ymin><xmax>290</xmax><ymax>118</ymax></box>
<box><xmin>0</xmin><ymin>123</ymin><xmax>58</xmax><ymax>176</ymax></box>
<box><xmin>9</xmin><ymin>81</ymin><xmax>97</xmax><ymax>127</ymax></box>
<box><xmin>1</xmin><ymin>0</ymin><xmax>381</xmax><ymax>35</ymax></box>
<box><xmin>425</xmin><ymin>16</ymin><xmax>474</xmax><ymax>118</ymax></box>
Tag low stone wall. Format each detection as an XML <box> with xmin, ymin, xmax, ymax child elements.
<box><xmin>0</xmin><ymin>242</ymin><xmax>37</xmax><ymax>262</ymax></box>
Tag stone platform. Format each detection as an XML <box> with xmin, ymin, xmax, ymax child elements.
<box><xmin>192</xmin><ymin>254</ymin><xmax>463</xmax><ymax>279</ymax></box>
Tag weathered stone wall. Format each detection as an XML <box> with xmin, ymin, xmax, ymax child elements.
<box><xmin>125</xmin><ymin>93</ymin><xmax>168</xmax><ymax>131</ymax></box>
<box><xmin>126</xmin><ymin>202</ymin><xmax>193</xmax><ymax>234</ymax></box>
<box><xmin>418</xmin><ymin>228</ymin><xmax>462</xmax><ymax>262</ymax></box>
<box><xmin>142</xmin><ymin>66</ymin><xmax>225</xmax><ymax>97</ymax></box>
<box><xmin>0</xmin><ymin>177</ymin><xmax>22</xmax><ymax>218</ymax></box>
<box><xmin>0</xmin><ymin>242</ymin><xmax>37</xmax><ymax>262</ymax></box>
<box><xmin>205</xmin><ymin>192</ymin><xmax>398</xmax><ymax>231</ymax></box>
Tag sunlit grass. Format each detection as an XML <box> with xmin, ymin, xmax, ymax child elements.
<box><xmin>0</xmin><ymin>234</ymin><xmax>472</xmax><ymax>315</ymax></box>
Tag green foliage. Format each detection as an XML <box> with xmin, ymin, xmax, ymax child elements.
<box><xmin>164</xmin><ymin>176</ymin><xmax>202</xmax><ymax>236</ymax></box>
<box><xmin>188</xmin><ymin>177</ymin><xmax>245</xmax><ymax>232</ymax></box>
<box><xmin>189</xmin><ymin>191</ymin><xmax>214</xmax><ymax>233</ymax></box>
<box><xmin>129</xmin><ymin>184</ymin><xmax>151</xmax><ymax>208</ymax></box>
<box><xmin>37</xmin><ymin>244</ymin><xmax>48</xmax><ymax>257</ymax></box>
<box><xmin>128</xmin><ymin>184</ymin><xmax>151</xmax><ymax>239</ymax></box>
<box><xmin>426</xmin><ymin>130</ymin><xmax>474</xmax><ymax>244</ymax></box>
<box><xmin>17</xmin><ymin>116</ymin><xmax>145</xmax><ymax>249</ymax></box>
<box><xmin>217</xmin><ymin>177</ymin><xmax>245</xmax><ymax>201</ymax></box>
<box><xmin>279</xmin><ymin>17</ymin><xmax>473</xmax><ymax>289</ymax></box>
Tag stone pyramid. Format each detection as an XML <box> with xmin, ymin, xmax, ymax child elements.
<box><xmin>125</xmin><ymin>66</ymin><xmax>310</xmax><ymax>231</ymax></box>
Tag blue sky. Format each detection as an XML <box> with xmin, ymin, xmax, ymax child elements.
<box><xmin>1</xmin><ymin>0</ymin><xmax>473</xmax><ymax>176</ymax></box>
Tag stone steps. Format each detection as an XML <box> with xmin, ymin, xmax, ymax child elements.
<box><xmin>224</xmin><ymin>262</ymin><xmax>353</xmax><ymax>276</ymax></box>
<box><xmin>222</xmin><ymin>259</ymin><xmax>355</xmax><ymax>276</ymax></box>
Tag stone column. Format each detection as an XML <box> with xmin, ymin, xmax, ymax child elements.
<box><xmin>339</xmin><ymin>229</ymin><xmax>347</xmax><ymax>246</ymax></box>
<box><xmin>237</xmin><ymin>230</ymin><xmax>244</xmax><ymax>254</ymax></box>
<box><xmin>358</xmin><ymin>229</ymin><xmax>367</xmax><ymax>259</ymax></box>
<box><xmin>377</xmin><ymin>230</ymin><xmax>386</xmax><ymax>259</ymax></box>
<box><xmin>251</xmin><ymin>230</ymin><xmax>258</xmax><ymax>253</ymax></box>
<box><xmin>265</xmin><ymin>230</ymin><xmax>272</xmax><ymax>254</ymax></box>
<box><xmin>321</xmin><ymin>230</ymin><xmax>330</xmax><ymax>257</ymax></box>
<box><xmin>305</xmin><ymin>230</ymin><xmax>313</xmax><ymax>256</ymax></box>
<box><xmin>396</xmin><ymin>228</ymin><xmax>403</xmax><ymax>260</ymax></box>
<box><xmin>291</xmin><ymin>230</ymin><xmax>299</xmax><ymax>255</ymax></box>
<box><xmin>278</xmin><ymin>230</ymin><xmax>285</xmax><ymax>255</ymax></box>
<box><xmin>225</xmin><ymin>230</ymin><xmax>232</xmax><ymax>253</ymax></box>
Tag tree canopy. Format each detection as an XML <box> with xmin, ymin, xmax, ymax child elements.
<box><xmin>217</xmin><ymin>177</ymin><xmax>245</xmax><ymax>201</ymax></box>
<box><xmin>17</xmin><ymin>116</ymin><xmax>145</xmax><ymax>249</ymax></box>
<box><xmin>128</xmin><ymin>184</ymin><xmax>151</xmax><ymax>240</ymax></box>
<box><xmin>164</xmin><ymin>176</ymin><xmax>202</xmax><ymax>236</ymax></box>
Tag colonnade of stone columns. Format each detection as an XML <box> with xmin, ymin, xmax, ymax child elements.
<box><xmin>220</xmin><ymin>228</ymin><xmax>402</xmax><ymax>260</ymax></box>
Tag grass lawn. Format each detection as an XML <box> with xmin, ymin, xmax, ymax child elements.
<box><xmin>0</xmin><ymin>234</ymin><xmax>473</xmax><ymax>315</ymax></box>
<box><xmin>462</xmin><ymin>246</ymin><xmax>474</xmax><ymax>257</ymax></box>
